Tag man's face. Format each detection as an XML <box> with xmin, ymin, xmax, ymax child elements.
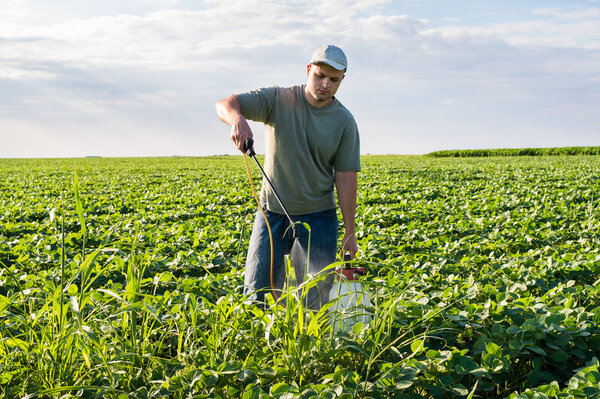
<box><xmin>305</xmin><ymin>63</ymin><xmax>345</xmax><ymax>107</ymax></box>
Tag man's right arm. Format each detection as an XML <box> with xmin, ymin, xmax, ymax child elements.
<box><xmin>215</xmin><ymin>94</ymin><xmax>253</xmax><ymax>152</ymax></box>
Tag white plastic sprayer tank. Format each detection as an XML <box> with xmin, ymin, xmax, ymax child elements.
<box><xmin>329</xmin><ymin>265</ymin><xmax>371</xmax><ymax>333</ymax></box>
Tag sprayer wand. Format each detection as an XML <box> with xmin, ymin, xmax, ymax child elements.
<box><xmin>244</xmin><ymin>138</ymin><xmax>298</xmax><ymax>239</ymax></box>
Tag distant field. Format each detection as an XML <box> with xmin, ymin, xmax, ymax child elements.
<box><xmin>1</xmin><ymin>155</ymin><xmax>599</xmax><ymax>398</ymax></box>
<box><xmin>427</xmin><ymin>146</ymin><xmax>600</xmax><ymax>157</ymax></box>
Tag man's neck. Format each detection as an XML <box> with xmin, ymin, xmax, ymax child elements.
<box><xmin>304</xmin><ymin>86</ymin><xmax>334</xmax><ymax>108</ymax></box>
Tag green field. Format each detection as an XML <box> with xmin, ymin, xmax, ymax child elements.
<box><xmin>1</xmin><ymin>155</ymin><xmax>599</xmax><ymax>398</ymax></box>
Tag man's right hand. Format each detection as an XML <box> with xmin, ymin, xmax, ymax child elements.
<box><xmin>230</xmin><ymin>117</ymin><xmax>253</xmax><ymax>153</ymax></box>
<box><xmin>215</xmin><ymin>94</ymin><xmax>253</xmax><ymax>153</ymax></box>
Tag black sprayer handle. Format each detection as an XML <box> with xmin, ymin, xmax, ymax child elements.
<box><xmin>243</xmin><ymin>137</ymin><xmax>298</xmax><ymax>239</ymax></box>
<box><xmin>244</xmin><ymin>138</ymin><xmax>256</xmax><ymax>157</ymax></box>
<box><xmin>342</xmin><ymin>252</ymin><xmax>365</xmax><ymax>277</ymax></box>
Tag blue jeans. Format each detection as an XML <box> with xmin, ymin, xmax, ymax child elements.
<box><xmin>244</xmin><ymin>205</ymin><xmax>338</xmax><ymax>309</ymax></box>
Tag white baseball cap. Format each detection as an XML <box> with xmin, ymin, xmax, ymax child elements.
<box><xmin>310</xmin><ymin>44</ymin><xmax>347</xmax><ymax>71</ymax></box>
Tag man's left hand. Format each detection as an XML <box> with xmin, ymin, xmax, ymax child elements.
<box><xmin>341</xmin><ymin>232</ymin><xmax>358</xmax><ymax>260</ymax></box>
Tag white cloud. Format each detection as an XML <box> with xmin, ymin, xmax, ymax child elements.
<box><xmin>534</xmin><ymin>7</ymin><xmax>600</xmax><ymax>19</ymax></box>
<box><xmin>1</xmin><ymin>0</ymin><xmax>599</xmax><ymax>157</ymax></box>
<box><xmin>0</xmin><ymin>0</ymin><xmax>406</xmax><ymax>73</ymax></box>
<box><xmin>423</xmin><ymin>18</ymin><xmax>600</xmax><ymax>50</ymax></box>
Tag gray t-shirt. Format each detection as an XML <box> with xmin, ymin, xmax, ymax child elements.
<box><xmin>236</xmin><ymin>85</ymin><xmax>360</xmax><ymax>215</ymax></box>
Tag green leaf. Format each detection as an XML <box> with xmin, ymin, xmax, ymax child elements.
<box><xmin>300</xmin><ymin>388</ymin><xmax>319</xmax><ymax>398</ymax></box>
<box><xmin>537</xmin><ymin>381</ymin><xmax>560</xmax><ymax>396</ymax></box>
<box><xmin>486</xmin><ymin>342</ymin><xmax>502</xmax><ymax>357</ymax></box>
<box><xmin>455</xmin><ymin>356</ymin><xmax>479</xmax><ymax>375</ymax></box>
<box><xmin>585</xmin><ymin>370</ymin><xmax>600</xmax><ymax>384</ymax></box>
<box><xmin>0</xmin><ymin>294</ymin><xmax>11</xmax><ymax>315</ymax></box>
<box><xmin>394</xmin><ymin>380</ymin><xmax>414</xmax><ymax>389</ymax></box>
<box><xmin>470</xmin><ymin>367</ymin><xmax>487</xmax><ymax>378</ymax></box>
<box><xmin>242</xmin><ymin>385</ymin><xmax>260</xmax><ymax>399</ymax></box>
<box><xmin>529</xmin><ymin>346</ymin><xmax>547</xmax><ymax>356</ymax></box>
<box><xmin>449</xmin><ymin>384</ymin><xmax>469</xmax><ymax>396</ymax></box>
<box><xmin>491</xmin><ymin>323</ymin><xmax>505</xmax><ymax>337</ymax></box>
<box><xmin>200</xmin><ymin>370</ymin><xmax>218</xmax><ymax>388</ymax></box>
<box><xmin>271</xmin><ymin>383</ymin><xmax>291</xmax><ymax>394</ymax></box>
<box><xmin>237</xmin><ymin>369</ymin><xmax>257</xmax><ymax>385</ymax></box>
<box><xmin>439</xmin><ymin>375</ymin><xmax>454</xmax><ymax>387</ymax></box>
<box><xmin>509</xmin><ymin>339</ymin><xmax>524</xmax><ymax>351</ymax></box>
<box><xmin>550</xmin><ymin>350</ymin><xmax>569</xmax><ymax>363</ymax></box>
<box><xmin>411</xmin><ymin>339</ymin><xmax>424</xmax><ymax>354</ymax></box>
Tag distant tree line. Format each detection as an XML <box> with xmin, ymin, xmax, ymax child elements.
<box><xmin>427</xmin><ymin>146</ymin><xmax>600</xmax><ymax>157</ymax></box>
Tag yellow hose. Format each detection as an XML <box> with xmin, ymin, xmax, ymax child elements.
<box><xmin>243</xmin><ymin>154</ymin><xmax>281</xmax><ymax>304</ymax></box>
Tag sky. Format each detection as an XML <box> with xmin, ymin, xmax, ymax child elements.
<box><xmin>1</xmin><ymin>0</ymin><xmax>599</xmax><ymax>157</ymax></box>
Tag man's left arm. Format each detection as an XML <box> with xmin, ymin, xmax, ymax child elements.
<box><xmin>335</xmin><ymin>171</ymin><xmax>358</xmax><ymax>260</ymax></box>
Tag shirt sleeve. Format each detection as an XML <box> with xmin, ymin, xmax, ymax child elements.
<box><xmin>235</xmin><ymin>86</ymin><xmax>279</xmax><ymax>123</ymax></box>
<box><xmin>334</xmin><ymin>116</ymin><xmax>361</xmax><ymax>172</ymax></box>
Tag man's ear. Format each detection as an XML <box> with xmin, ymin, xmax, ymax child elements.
<box><xmin>306</xmin><ymin>64</ymin><xmax>312</xmax><ymax>76</ymax></box>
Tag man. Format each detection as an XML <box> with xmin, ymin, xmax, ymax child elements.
<box><xmin>215</xmin><ymin>44</ymin><xmax>360</xmax><ymax>309</ymax></box>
